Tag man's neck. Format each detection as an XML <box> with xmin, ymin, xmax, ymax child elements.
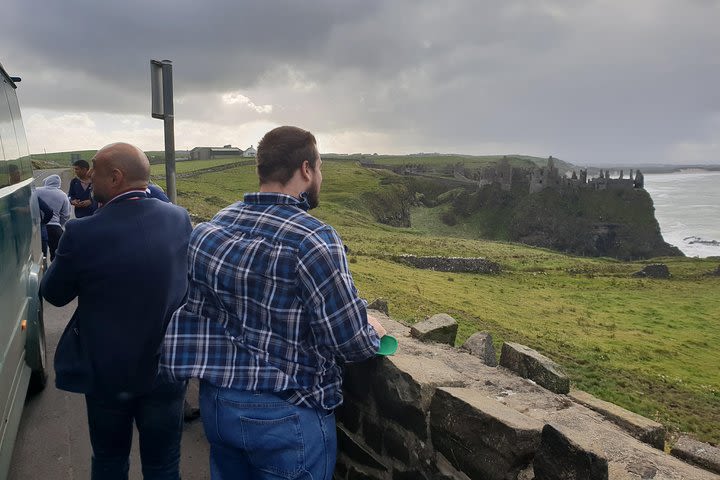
<box><xmin>108</xmin><ymin>186</ymin><xmax>147</xmax><ymax>199</ymax></box>
<box><xmin>259</xmin><ymin>182</ymin><xmax>303</xmax><ymax>199</ymax></box>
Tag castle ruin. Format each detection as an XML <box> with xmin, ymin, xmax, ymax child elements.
<box><xmin>530</xmin><ymin>157</ymin><xmax>644</xmax><ymax>194</ymax></box>
<box><xmin>456</xmin><ymin>156</ymin><xmax>645</xmax><ymax>194</ymax></box>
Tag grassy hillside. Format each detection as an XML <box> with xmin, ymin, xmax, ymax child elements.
<box><xmin>33</xmin><ymin>149</ymin><xmax>192</xmax><ymax>166</ymax></box>
<box><xmin>162</xmin><ymin>159</ymin><xmax>720</xmax><ymax>444</ymax></box>
<box><xmin>348</xmin><ymin>159</ymin><xmax>679</xmax><ymax>259</ymax></box>
<box><xmin>149</xmin><ymin>158</ymin><xmax>244</xmax><ymax>176</ymax></box>
<box><xmin>346</xmin><ymin>153</ymin><xmax>545</xmax><ymax>169</ymax></box>
<box><xmin>32</xmin><ymin>150</ymin><xmax>97</xmax><ymax>166</ymax></box>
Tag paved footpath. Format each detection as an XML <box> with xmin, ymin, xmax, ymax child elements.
<box><xmin>8</xmin><ymin>300</ymin><xmax>211</xmax><ymax>479</ymax></box>
<box><xmin>33</xmin><ymin>168</ymin><xmax>73</xmax><ymax>190</ymax></box>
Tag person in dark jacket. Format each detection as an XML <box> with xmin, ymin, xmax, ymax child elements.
<box><xmin>37</xmin><ymin>196</ymin><xmax>53</xmax><ymax>256</ymax></box>
<box><xmin>68</xmin><ymin>159</ymin><xmax>96</xmax><ymax>218</ymax></box>
<box><xmin>41</xmin><ymin>142</ymin><xmax>192</xmax><ymax>480</ymax></box>
<box><xmin>141</xmin><ymin>180</ymin><xmax>200</xmax><ymax>422</ymax></box>
<box><xmin>146</xmin><ymin>182</ymin><xmax>170</xmax><ymax>202</ymax></box>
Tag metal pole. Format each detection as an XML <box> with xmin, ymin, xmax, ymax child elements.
<box><xmin>161</xmin><ymin>60</ymin><xmax>177</xmax><ymax>204</ymax></box>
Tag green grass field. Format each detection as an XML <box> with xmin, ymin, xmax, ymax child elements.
<box><xmin>32</xmin><ymin>150</ymin><xmax>97</xmax><ymax>165</ymax></box>
<box><xmin>335</xmin><ymin>153</ymin><xmax>543</xmax><ymax>169</ymax></box>
<box><xmin>149</xmin><ymin>157</ymin><xmax>245</xmax><ymax>176</ymax></box>
<box><xmin>161</xmin><ymin>158</ymin><xmax>720</xmax><ymax>443</ymax></box>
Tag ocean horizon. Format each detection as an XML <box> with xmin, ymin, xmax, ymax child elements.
<box><xmin>644</xmin><ymin>170</ymin><xmax>720</xmax><ymax>258</ymax></box>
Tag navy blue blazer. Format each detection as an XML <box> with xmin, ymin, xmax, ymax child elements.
<box><xmin>41</xmin><ymin>191</ymin><xmax>192</xmax><ymax>394</ymax></box>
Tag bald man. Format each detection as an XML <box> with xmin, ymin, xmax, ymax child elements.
<box><xmin>41</xmin><ymin>143</ymin><xmax>192</xmax><ymax>480</ymax></box>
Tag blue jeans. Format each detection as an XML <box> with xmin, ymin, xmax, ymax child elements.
<box><xmin>200</xmin><ymin>381</ymin><xmax>336</xmax><ymax>480</ymax></box>
<box><xmin>85</xmin><ymin>380</ymin><xmax>187</xmax><ymax>480</ymax></box>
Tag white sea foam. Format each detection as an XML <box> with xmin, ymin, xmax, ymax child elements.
<box><xmin>644</xmin><ymin>171</ymin><xmax>720</xmax><ymax>258</ymax></box>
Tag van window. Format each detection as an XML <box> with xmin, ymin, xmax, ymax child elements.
<box><xmin>6</xmin><ymin>81</ymin><xmax>29</xmax><ymax>159</ymax></box>
<box><xmin>6</xmin><ymin>78</ymin><xmax>32</xmax><ymax>182</ymax></box>
<box><xmin>0</xmin><ymin>78</ymin><xmax>31</xmax><ymax>187</ymax></box>
<box><xmin>0</xmin><ymin>79</ymin><xmax>20</xmax><ymax>161</ymax></box>
<box><xmin>0</xmin><ymin>79</ymin><xmax>16</xmax><ymax>187</ymax></box>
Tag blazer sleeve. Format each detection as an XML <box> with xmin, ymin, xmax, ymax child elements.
<box><xmin>41</xmin><ymin>221</ymin><xmax>79</xmax><ymax>306</ymax></box>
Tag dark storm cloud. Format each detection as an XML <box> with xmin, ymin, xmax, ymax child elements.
<box><xmin>2</xmin><ymin>0</ymin><xmax>719</xmax><ymax>164</ymax></box>
<box><xmin>2</xmin><ymin>0</ymin><xmax>383</xmax><ymax>109</ymax></box>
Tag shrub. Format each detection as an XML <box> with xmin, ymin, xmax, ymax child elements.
<box><xmin>440</xmin><ymin>210</ymin><xmax>457</xmax><ymax>226</ymax></box>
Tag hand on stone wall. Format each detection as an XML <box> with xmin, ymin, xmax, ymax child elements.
<box><xmin>368</xmin><ymin>314</ymin><xmax>387</xmax><ymax>337</ymax></box>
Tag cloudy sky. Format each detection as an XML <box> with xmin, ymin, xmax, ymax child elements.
<box><xmin>2</xmin><ymin>0</ymin><xmax>719</xmax><ymax>165</ymax></box>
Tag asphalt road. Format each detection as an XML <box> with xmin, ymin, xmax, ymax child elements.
<box><xmin>33</xmin><ymin>168</ymin><xmax>73</xmax><ymax>191</ymax></box>
<box><xmin>8</xmin><ymin>293</ymin><xmax>211</xmax><ymax>478</ymax></box>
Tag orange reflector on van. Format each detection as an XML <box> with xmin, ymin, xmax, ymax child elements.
<box><xmin>21</xmin><ymin>320</ymin><xmax>27</xmax><ymax>331</ymax></box>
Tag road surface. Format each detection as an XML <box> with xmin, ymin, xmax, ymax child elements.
<box><xmin>33</xmin><ymin>168</ymin><xmax>73</xmax><ymax>191</ymax></box>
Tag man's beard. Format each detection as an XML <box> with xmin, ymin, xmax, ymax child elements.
<box><xmin>306</xmin><ymin>180</ymin><xmax>320</xmax><ymax>210</ymax></box>
<box><xmin>91</xmin><ymin>190</ymin><xmax>107</xmax><ymax>204</ymax></box>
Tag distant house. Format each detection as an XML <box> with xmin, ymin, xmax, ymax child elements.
<box><xmin>190</xmin><ymin>145</ymin><xmax>244</xmax><ymax>160</ymax></box>
<box><xmin>243</xmin><ymin>145</ymin><xmax>257</xmax><ymax>157</ymax></box>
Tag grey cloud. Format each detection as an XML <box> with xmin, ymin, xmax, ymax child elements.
<box><xmin>2</xmin><ymin>0</ymin><xmax>719</xmax><ymax>164</ymax></box>
<box><xmin>2</xmin><ymin>0</ymin><xmax>382</xmax><ymax>90</ymax></box>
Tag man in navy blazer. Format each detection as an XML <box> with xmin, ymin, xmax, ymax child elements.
<box><xmin>41</xmin><ymin>142</ymin><xmax>192</xmax><ymax>480</ymax></box>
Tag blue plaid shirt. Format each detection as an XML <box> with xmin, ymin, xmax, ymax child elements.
<box><xmin>160</xmin><ymin>192</ymin><xmax>379</xmax><ymax>410</ymax></box>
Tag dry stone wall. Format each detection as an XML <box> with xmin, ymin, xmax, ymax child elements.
<box><xmin>392</xmin><ymin>255</ymin><xmax>501</xmax><ymax>274</ymax></box>
<box><xmin>334</xmin><ymin>311</ymin><xmax>720</xmax><ymax>480</ymax></box>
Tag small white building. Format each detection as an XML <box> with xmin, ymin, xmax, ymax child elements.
<box><xmin>243</xmin><ymin>145</ymin><xmax>257</xmax><ymax>157</ymax></box>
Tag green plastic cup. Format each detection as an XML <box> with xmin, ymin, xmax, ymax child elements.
<box><xmin>377</xmin><ymin>335</ymin><xmax>398</xmax><ymax>356</ymax></box>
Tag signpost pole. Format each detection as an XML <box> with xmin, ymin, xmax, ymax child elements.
<box><xmin>161</xmin><ymin>60</ymin><xmax>176</xmax><ymax>203</ymax></box>
<box><xmin>150</xmin><ymin>59</ymin><xmax>177</xmax><ymax>204</ymax></box>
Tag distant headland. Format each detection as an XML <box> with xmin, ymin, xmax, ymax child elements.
<box><xmin>357</xmin><ymin>155</ymin><xmax>683</xmax><ymax>260</ymax></box>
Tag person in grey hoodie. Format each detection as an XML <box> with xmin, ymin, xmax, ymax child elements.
<box><xmin>36</xmin><ymin>174</ymin><xmax>70</xmax><ymax>261</ymax></box>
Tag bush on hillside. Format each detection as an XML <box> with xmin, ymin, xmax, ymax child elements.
<box><xmin>436</xmin><ymin>188</ymin><xmax>465</xmax><ymax>205</ymax></box>
<box><xmin>440</xmin><ymin>210</ymin><xmax>457</xmax><ymax>226</ymax></box>
<box><xmin>362</xmin><ymin>184</ymin><xmax>412</xmax><ymax>227</ymax></box>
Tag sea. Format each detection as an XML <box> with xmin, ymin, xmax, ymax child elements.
<box><xmin>643</xmin><ymin>170</ymin><xmax>720</xmax><ymax>258</ymax></box>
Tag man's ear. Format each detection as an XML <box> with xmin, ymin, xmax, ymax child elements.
<box><xmin>110</xmin><ymin>168</ymin><xmax>123</xmax><ymax>186</ymax></box>
<box><xmin>300</xmin><ymin>160</ymin><xmax>312</xmax><ymax>181</ymax></box>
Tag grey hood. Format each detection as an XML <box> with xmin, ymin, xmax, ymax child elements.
<box><xmin>43</xmin><ymin>174</ymin><xmax>62</xmax><ymax>189</ymax></box>
<box><xmin>37</xmin><ymin>174</ymin><xmax>70</xmax><ymax>226</ymax></box>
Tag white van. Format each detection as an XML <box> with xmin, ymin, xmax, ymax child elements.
<box><xmin>0</xmin><ymin>61</ymin><xmax>47</xmax><ymax>478</ymax></box>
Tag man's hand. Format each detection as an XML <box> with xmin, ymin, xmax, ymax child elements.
<box><xmin>368</xmin><ymin>314</ymin><xmax>387</xmax><ymax>338</ymax></box>
<box><xmin>78</xmin><ymin>200</ymin><xmax>92</xmax><ymax>208</ymax></box>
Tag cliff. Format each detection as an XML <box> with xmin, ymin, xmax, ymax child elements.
<box><xmin>434</xmin><ymin>181</ymin><xmax>682</xmax><ymax>260</ymax></box>
<box><xmin>504</xmin><ymin>187</ymin><xmax>683</xmax><ymax>259</ymax></box>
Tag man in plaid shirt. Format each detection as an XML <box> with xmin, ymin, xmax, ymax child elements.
<box><xmin>161</xmin><ymin>126</ymin><xmax>386</xmax><ymax>479</ymax></box>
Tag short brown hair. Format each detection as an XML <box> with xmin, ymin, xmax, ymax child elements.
<box><xmin>72</xmin><ymin>159</ymin><xmax>90</xmax><ymax>169</ymax></box>
<box><xmin>256</xmin><ymin>126</ymin><xmax>318</xmax><ymax>185</ymax></box>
